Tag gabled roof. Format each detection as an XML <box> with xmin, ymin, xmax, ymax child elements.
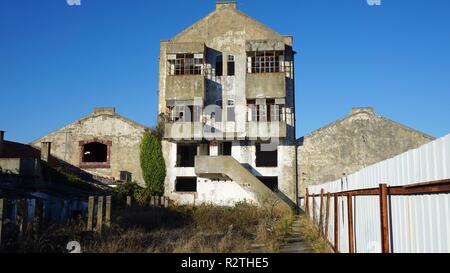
<box><xmin>30</xmin><ymin>107</ymin><xmax>148</xmax><ymax>145</ymax></box>
<box><xmin>168</xmin><ymin>1</ymin><xmax>290</xmax><ymax>45</ymax></box>
<box><xmin>297</xmin><ymin>107</ymin><xmax>435</xmax><ymax>145</ymax></box>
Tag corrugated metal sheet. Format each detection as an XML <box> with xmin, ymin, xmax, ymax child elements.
<box><xmin>309</xmin><ymin>134</ymin><xmax>450</xmax><ymax>253</ymax></box>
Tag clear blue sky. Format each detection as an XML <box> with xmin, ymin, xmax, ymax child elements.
<box><xmin>1</xmin><ymin>0</ymin><xmax>449</xmax><ymax>143</ymax></box>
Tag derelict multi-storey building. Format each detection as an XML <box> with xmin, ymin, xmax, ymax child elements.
<box><xmin>158</xmin><ymin>1</ymin><xmax>297</xmax><ymax>207</ymax></box>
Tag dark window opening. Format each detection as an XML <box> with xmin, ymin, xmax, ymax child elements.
<box><xmin>220</xmin><ymin>142</ymin><xmax>232</xmax><ymax>156</ymax></box>
<box><xmin>256</xmin><ymin>143</ymin><xmax>278</xmax><ymax>167</ymax></box>
<box><xmin>258</xmin><ymin>177</ymin><xmax>278</xmax><ymax>192</ymax></box>
<box><xmin>83</xmin><ymin>142</ymin><xmax>107</xmax><ymax>163</ymax></box>
<box><xmin>175</xmin><ymin>177</ymin><xmax>197</xmax><ymax>192</ymax></box>
<box><xmin>216</xmin><ymin>55</ymin><xmax>223</xmax><ymax>76</ymax></box>
<box><xmin>120</xmin><ymin>171</ymin><xmax>132</xmax><ymax>182</ymax></box>
<box><xmin>176</xmin><ymin>144</ymin><xmax>197</xmax><ymax>167</ymax></box>
<box><xmin>227</xmin><ymin>55</ymin><xmax>235</xmax><ymax>76</ymax></box>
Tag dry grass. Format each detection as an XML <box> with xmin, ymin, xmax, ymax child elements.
<box><xmin>297</xmin><ymin>215</ymin><xmax>333</xmax><ymax>253</ymax></box>
<box><xmin>1</xmin><ymin>201</ymin><xmax>293</xmax><ymax>253</ymax></box>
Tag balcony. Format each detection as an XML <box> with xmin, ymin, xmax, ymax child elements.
<box><xmin>166</xmin><ymin>75</ymin><xmax>205</xmax><ymax>101</ymax></box>
<box><xmin>247</xmin><ymin>121</ymin><xmax>287</xmax><ymax>139</ymax></box>
<box><xmin>246</xmin><ymin>72</ymin><xmax>286</xmax><ymax>99</ymax></box>
<box><xmin>164</xmin><ymin>122</ymin><xmax>204</xmax><ymax>141</ymax></box>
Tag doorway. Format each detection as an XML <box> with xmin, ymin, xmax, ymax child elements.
<box><xmin>219</xmin><ymin>142</ymin><xmax>232</xmax><ymax>156</ymax></box>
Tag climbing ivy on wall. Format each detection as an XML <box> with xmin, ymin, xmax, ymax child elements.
<box><xmin>140</xmin><ymin>129</ymin><xmax>166</xmax><ymax>196</ymax></box>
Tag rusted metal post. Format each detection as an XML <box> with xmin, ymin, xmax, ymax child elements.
<box><xmin>305</xmin><ymin>188</ymin><xmax>309</xmax><ymax>218</ymax></box>
<box><xmin>87</xmin><ymin>196</ymin><xmax>94</xmax><ymax>231</ymax></box>
<box><xmin>0</xmin><ymin>198</ymin><xmax>4</xmax><ymax>246</ymax></box>
<box><xmin>347</xmin><ymin>194</ymin><xmax>354</xmax><ymax>253</ymax></box>
<box><xmin>126</xmin><ymin>196</ymin><xmax>132</xmax><ymax>208</ymax></box>
<box><xmin>105</xmin><ymin>196</ymin><xmax>111</xmax><ymax>228</ymax></box>
<box><xmin>334</xmin><ymin>193</ymin><xmax>339</xmax><ymax>253</ymax></box>
<box><xmin>319</xmin><ymin>189</ymin><xmax>324</xmax><ymax>234</ymax></box>
<box><xmin>96</xmin><ymin>196</ymin><xmax>103</xmax><ymax>233</ymax></box>
<box><xmin>325</xmin><ymin>192</ymin><xmax>331</xmax><ymax>240</ymax></box>
<box><xmin>379</xmin><ymin>184</ymin><xmax>390</xmax><ymax>253</ymax></box>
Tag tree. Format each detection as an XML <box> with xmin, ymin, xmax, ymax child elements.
<box><xmin>140</xmin><ymin>129</ymin><xmax>166</xmax><ymax>196</ymax></box>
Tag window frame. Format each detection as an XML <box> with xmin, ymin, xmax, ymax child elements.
<box><xmin>247</xmin><ymin>51</ymin><xmax>285</xmax><ymax>74</ymax></box>
<box><xmin>167</xmin><ymin>53</ymin><xmax>204</xmax><ymax>76</ymax></box>
<box><xmin>79</xmin><ymin>139</ymin><xmax>112</xmax><ymax>169</ymax></box>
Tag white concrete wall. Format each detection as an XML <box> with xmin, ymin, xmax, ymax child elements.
<box><xmin>164</xmin><ymin>140</ymin><xmax>296</xmax><ymax>206</ymax></box>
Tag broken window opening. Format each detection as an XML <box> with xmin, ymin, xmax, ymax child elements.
<box><xmin>216</xmin><ymin>55</ymin><xmax>223</xmax><ymax>77</ymax></box>
<box><xmin>176</xmin><ymin>144</ymin><xmax>197</xmax><ymax>167</ymax></box>
<box><xmin>227</xmin><ymin>55</ymin><xmax>235</xmax><ymax>76</ymax></box>
<box><xmin>167</xmin><ymin>53</ymin><xmax>204</xmax><ymax>76</ymax></box>
<box><xmin>247</xmin><ymin>99</ymin><xmax>285</xmax><ymax>122</ymax></box>
<box><xmin>168</xmin><ymin>105</ymin><xmax>196</xmax><ymax>123</ymax></box>
<box><xmin>219</xmin><ymin>142</ymin><xmax>232</xmax><ymax>156</ymax></box>
<box><xmin>247</xmin><ymin>51</ymin><xmax>284</xmax><ymax>74</ymax></box>
<box><xmin>175</xmin><ymin>177</ymin><xmax>197</xmax><ymax>192</ymax></box>
<box><xmin>82</xmin><ymin>142</ymin><xmax>107</xmax><ymax>163</ymax></box>
<box><xmin>267</xmin><ymin>99</ymin><xmax>283</xmax><ymax>122</ymax></box>
<box><xmin>255</xmin><ymin>143</ymin><xmax>278</xmax><ymax>167</ymax></box>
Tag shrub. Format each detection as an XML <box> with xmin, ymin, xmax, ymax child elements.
<box><xmin>140</xmin><ymin>129</ymin><xmax>166</xmax><ymax>196</ymax></box>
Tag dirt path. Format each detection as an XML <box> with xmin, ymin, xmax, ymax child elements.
<box><xmin>279</xmin><ymin>216</ymin><xmax>315</xmax><ymax>253</ymax></box>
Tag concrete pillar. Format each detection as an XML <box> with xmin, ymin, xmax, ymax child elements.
<box><xmin>41</xmin><ymin>142</ymin><xmax>52</xmax><ymax>162</ymax></box>
<box><xmin>105</xmin><ymin>196</ymin><xmax>111</xmax><ymax>228</ymax></box>
<box><xmin>0</xmin><ymin>130</ymin><xmax>4</xmax><ymax>155</ymax></box>
<box><xmin>87</xmin><ymin>196</ymin><xmax>94</xmax><ymax>231</ymax></box>
<box><xmin>96</xmin><ymin>196</ymin><xmax>103</xmax><ymax>233</ymax></box>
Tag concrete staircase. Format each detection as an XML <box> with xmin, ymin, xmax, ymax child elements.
<box><xmin>195</xmin><ymin>156</ymin><xmax>292</xmax><ymax>210</ymax></box>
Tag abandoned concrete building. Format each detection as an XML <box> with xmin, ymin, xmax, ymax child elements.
<box><xmin>297</xmin><ymin>107</ymin><xmax>435</xmax><ymax>195</ymax></box>
<box><xmin>30</xmin><ymin>107</ymin><xmax>147</xmax><ymax>185</ymax></box>
<box><xmin>159</xmin><ymin>2</ymin><xmax>297</xmax><ymax>207</ymax></box>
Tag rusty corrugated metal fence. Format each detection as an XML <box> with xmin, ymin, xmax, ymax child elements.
<box><xmin>306</xmin><ymin>133</ymin><xmax>450</xmax><ymax>253</ymax></box>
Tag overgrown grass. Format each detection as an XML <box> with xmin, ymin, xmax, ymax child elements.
<box><xmin>297</xmin><ymin>215</ymin><xmax>333</xmax><ymax>253</ymax></box>
<box><xmin>0</xmin><ymin>201</ymin><xmax>293</xmax><ymax>253</ymax></box>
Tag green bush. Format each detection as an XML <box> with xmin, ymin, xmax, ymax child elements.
<box><xmin>113</xmin><ymin>182</ymin><xmax>160</xmax><ymax>206</ymax></box>
<box><xmin>140</xmin><ymin>129</ymin><xmax>166</xmax><ymax>196</ymax></box>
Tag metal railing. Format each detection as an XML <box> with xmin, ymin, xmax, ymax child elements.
<box><xmin>302</xmin><ymin>178</ymin><xmax>450</xmax><ymax>253</ymax></box>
